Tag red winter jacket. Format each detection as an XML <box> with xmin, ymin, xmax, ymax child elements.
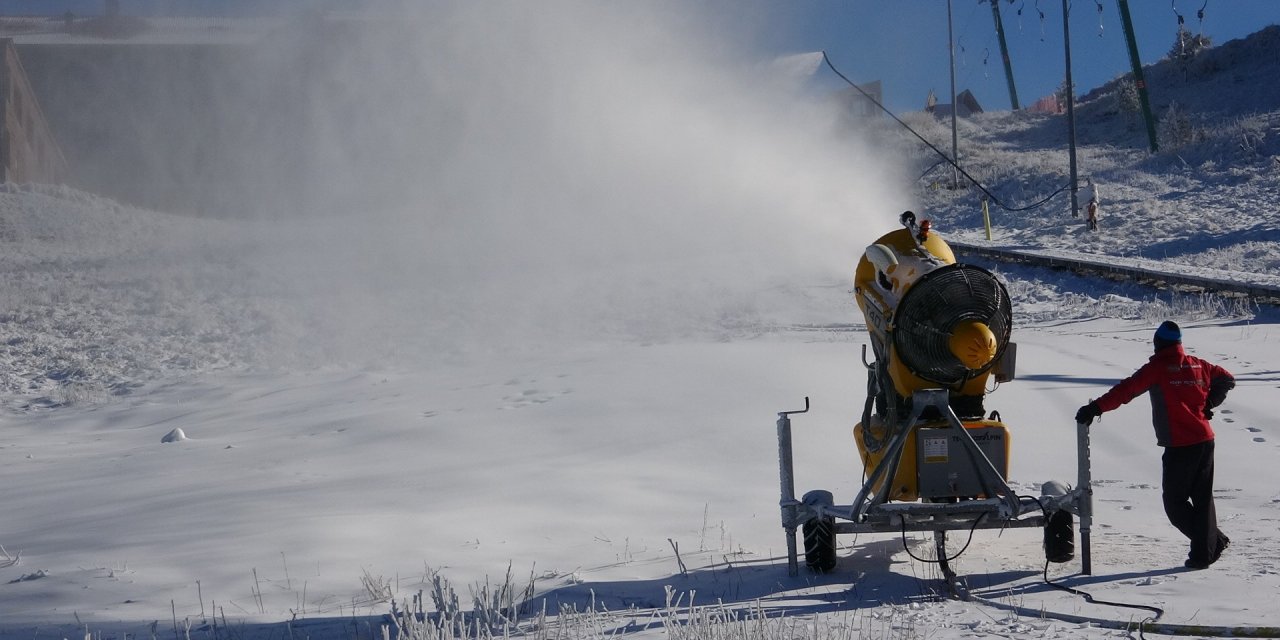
<box><xmin>1094</xmin><ymin>344</ymin><xmax>1235</xmax><ymax>447</ymax></box>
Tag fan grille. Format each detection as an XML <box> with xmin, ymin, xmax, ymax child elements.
<box><xmin>892</xmin><ymin>264</ymin><xmax>1012</xmax><ymax>385</ymax></box>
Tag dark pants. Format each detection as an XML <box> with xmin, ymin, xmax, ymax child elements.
<box><xmin>1162</xmin><ymin>440</ymin><xmax>1226</xmax><ymax>563</ymax></box>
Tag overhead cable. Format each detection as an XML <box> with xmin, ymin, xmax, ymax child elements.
<box><xmin>820</xmin><ymin>52</ymin><xmax>1069</xmax><ymax>213</ymax></box>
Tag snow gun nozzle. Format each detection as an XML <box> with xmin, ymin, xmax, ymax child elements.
<box><xmin>917</xmin><ymin>220</ymin><xmax>932</xmax><ymax>242</ymax></box>
<box><xmin>898</xmin><ymin>211</ymin><xmax>930</xmax><ymax>241</ymax></box>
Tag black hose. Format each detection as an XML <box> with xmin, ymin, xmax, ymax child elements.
<box><xmin>898</xmin><ymin>511</ymin><xmax>986</xmax><ymax>564</ymax></box>
<box><xmin>1021</xmin><ymin>495</ymin><xmax>1164</xmax><ymax>634</ymax></box>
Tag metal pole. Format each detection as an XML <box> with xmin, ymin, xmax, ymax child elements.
<box><xmin>777</xmin><ymin>398</ymin><xmax>808</xmax><ymax>577</ymax></box>
<box><xmin>1117</xmin><ymin>0</ymin><xmax>1160</xmax><ymax>152</ymax></box>
<box><xmin>989</xmin><ymin>0</ymin><xmax>1020</xmax><ymax>109</ymax></box>
<box><xmin>1062</xmin><ymin>0</ymin><xmax>1080</xmax><ymax>218</ymax></box>
<box><xmin>1076</xmin><ymin>421</ymin><xmax>1094</xmax><ymax>575</ymax></box>
<box><xmin>778</xmin><ymin>412</ymin><xmax>799</xmax><ymax>576</ymax></box>
<box><xmin>947</xmin><ymin>0</ymin><xmax>959</xmax><ymax>189</ymax></box>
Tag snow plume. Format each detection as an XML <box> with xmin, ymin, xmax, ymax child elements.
<box><xmin>19</xmin><ymin>4</ymin><xmax>907</xmax><ymax>379</ymax></box>
<box><xmin>243</xmin><ymin>2</ymin><xmax>910</xmax><ymax>358</ymax></box>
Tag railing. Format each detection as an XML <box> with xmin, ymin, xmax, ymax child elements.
<box><xmin>950</xmin><ymin>240</ymin><xmax>1280</xmax><ymax>304</ymax></box>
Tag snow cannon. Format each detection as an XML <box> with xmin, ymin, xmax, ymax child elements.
<box><xmin>853</xmin><ymin>211</ymin><xmax>1012</xmax><ymax>406</ymax></box>
<box><xmin>775</xmin><ymin>211</ymin><xmax>1094</xmax><ymax>587</ymax></box>
<box><xmin>852</xmin><ymin>211</ymin><xmax>1014</xmax><ymax>502</ymax></box>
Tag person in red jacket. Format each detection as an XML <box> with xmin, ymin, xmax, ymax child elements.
<box><xmin>1075</xmin><ymin>320</ymin><xmax>1235</xmax><ymax>570</ymax></box>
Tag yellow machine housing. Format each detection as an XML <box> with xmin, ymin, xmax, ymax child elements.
<box><xmin>853</xmin><ymin>227</ymin><xmax>997</xmax><ymax>400</ymax></box>
<box><xmin>855</xmin><ymin>418</ymin><xmax>1010</xmax><ymax>502</ymax></box>
<box><xmin>851</xmin><ymin>214</ymin><xmax>1015</xmax><ymax>502</ymax></box>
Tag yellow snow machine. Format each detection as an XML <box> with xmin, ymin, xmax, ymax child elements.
<box><xmin>776</xmin><ymin>212</ymin><xmax>1095</xmax><ymax>589</ymax></box>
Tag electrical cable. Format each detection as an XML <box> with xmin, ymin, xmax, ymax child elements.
<box><xmin>897</xmin><ymin>511</ymin><xmax>987</xmax><ymax>564</ymax></box>
<box><xmin>1021</xmin><ymin>495</ymin><xmax>1164</xmax><ymax>635</ymax></box>
<box><xmin>917</xmin><ymin>157</ymin><xmax>949</xmax><ymax>182</ymax></box>
<box><xmin>820</xmin><ymin>52</ymin><xmax>1071</xmax><ymax>213</ymax></box>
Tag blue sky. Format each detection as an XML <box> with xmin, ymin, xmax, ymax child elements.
<box><xmin>7</xmin><ymin>1</ymin><xmax>1277</xmax><ymax>114</ymax></box>
<box><xmin>761</xmin><ymin>1</ymin><xmax>1280</xmax><ymax>112</ymax></box>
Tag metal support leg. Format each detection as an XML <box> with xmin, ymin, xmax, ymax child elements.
<box><xmin>1077</xmin><ymin>421</ymin><xmax>1093</xmax><ymax>575</ymax></box>
<box><xmin>849</xmin><ymin>412</ymin><xmax>916</xmax><ymax>522</ymax></box>
<box><xmin>777</xmin><ymin>398</ymin><xmax>809</xmax><ymax>577</ymax></box>
<box><xmin>784</xmin><ymin>526</ymin><xmax>798</xmax><ymax>577</ymax></box>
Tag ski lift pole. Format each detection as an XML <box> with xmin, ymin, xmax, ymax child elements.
<box><xmin>1062</xmin><ymin>0</ymin><xmax>1081</xmax><ymax>218</ymax></box>
<box><xmin>947</xmin><ymin>0</ymin><xmax>960</xmax><ymax>189</ymax></box>
<box><xmin>1117</xmin><ymin>0</ymin><xmax>1159</xmax><ymax>152</ymax></box>
<box><xmin>989</xmin><ymin>0</ymin><xmax>1020</xmax><ymax>109</ymax></box>
<box><xmin>777</xmin><ymin>397</ymin><xmax>809</xmax><ymax>577</ymax></box>
<box><xmin>1076</xmin><ymin>420</ymin><xmax>1094</xmax><ymax>575</ymax></box>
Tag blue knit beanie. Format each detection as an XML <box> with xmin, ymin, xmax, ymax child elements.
<box><xmin>1154</xmin><ymin>321</ymin><xmax>1182</xmax><ymax>343</ymax></box>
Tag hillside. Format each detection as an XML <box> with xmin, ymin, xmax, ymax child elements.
<box><xmin>1</xmin><ymin>16</ymin><xmax>1279</xmax><ymax>640</ymax></box>
<box><xmin>909</xmin><ymin>25</ymin><xmax>1280</xmax><ymax>278</ymax></box>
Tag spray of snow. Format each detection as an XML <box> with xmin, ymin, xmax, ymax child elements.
<box><xmin>219</xmin><ymin>2</ymin><xmax>909</xmax><ymax>361</ymax></box>
<box><xmin>0</xmin><ymin>3</ymin><xmax>912</xmax><ymax>403</ymax></box>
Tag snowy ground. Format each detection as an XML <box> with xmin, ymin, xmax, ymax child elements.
<box><xmin>3</xmin><ymin>280</ymin><xmax>1280</xmax><ymax>639</ymax></box>
<box><xmin>3</xmin><ymin>183</ymin><xmax>1279</xmax><ymax>639</ymax></box>
<box><xmin>3</xmin><ymin>9</ymin><xmax>1280</xmax><ymax>640</ymax></box>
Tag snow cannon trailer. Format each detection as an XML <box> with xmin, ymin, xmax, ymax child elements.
<box><xmin>776</xmin><ymin>212</ymin><xmax>1095</xmax><ymax>589</ymax></box>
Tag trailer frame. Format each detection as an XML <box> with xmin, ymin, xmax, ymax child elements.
<box><xmin>776</xmin><ymin>390</ymin><xmax>1094</xmax><ymax>581</ymax></box>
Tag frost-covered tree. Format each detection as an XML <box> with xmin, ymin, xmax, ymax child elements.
<box><xmin>1115</xmin><ymin>78</ymin><xmax>1140</xmax><ymax>113</ymax></box>
<box><xmin>1053</xmin><ymin>78</ymin><xmax>1075</xmax><ymax>109</ymax></box>
<box><xmin>1114</xmin><ymin>77</ymin><xmax>1141</xmax><ymax>131</ymax></box>
<box><xmin>1157</xmin><ymin>101</ymin><xmax>1195</xmax><ymax>150</ymax></box>
<box><xmin>1169</xmin><ymin>26</ymin><xmax>1212</xmax><ymax>64</ymax></box>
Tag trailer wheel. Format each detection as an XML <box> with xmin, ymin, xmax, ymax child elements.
<box><xmin>1044</xmin><ymin>509</ymin><xmax>1075</xmax><ymax>563</ymax></box>
<box><xmin>801</xmin><ymin>490</ymin><xmax>838</xmax><ymax>573</ymax></box>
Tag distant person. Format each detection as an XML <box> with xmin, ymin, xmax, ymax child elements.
<box><xmin>1085</xmin><ymin>179</ymin><xmax>1100</xmax><ymax>230</ymax></box>
<box><xmin>64</xmin><ymin>10</ymin><xmax>75</xmax><ymax>32</ymax></box>
<box><xmin>1075</xmin><ymin>321</ymin><xmax>1235</xmax><ymax>569</ymax></box>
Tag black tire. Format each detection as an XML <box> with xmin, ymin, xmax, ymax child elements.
<box><xmin>803</xmin><ymin>517</ymin><xmax>837</xmax><ymax>573</ymax></box>
<box><xmin>1044</xmin><ymin>509</ymin><xmax>1075</xmax><ymax>563</ymax></box>
<box><xmin>801</xmin><ymin>490</ymin><xmax>838</xmax><ymax>573</ymax></box>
